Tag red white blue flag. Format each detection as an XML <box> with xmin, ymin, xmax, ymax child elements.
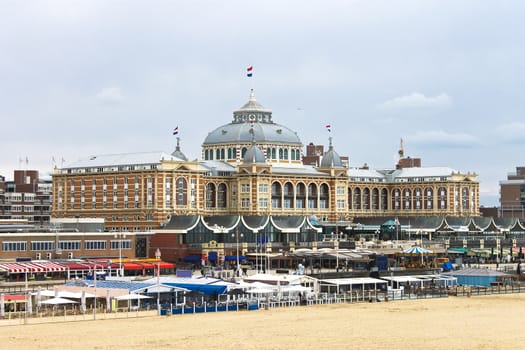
<box><xmin>173</xmin><ymin>126</ymin><xmax>179</xmax><ymax>136</ymax></box>
<box><xmin>325</xmin><ymin>124</ymin><xmax>331</xmax><ymax>132</ymax></box>
<box><xmin>246</xmin><ymin>66</ymin><xmax>253</xmax><ymax>77</ymax></box>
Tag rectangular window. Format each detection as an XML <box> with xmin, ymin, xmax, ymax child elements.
<box><xmin>258</xmin><ymin>184</ymin><xmax>268</xmax><ymax>193</ymax></box>
<box><xmin>30</xmin><ymin>241</ymin><xmax>55</xmax><ymax>251</ymax></box>
<box><xmin>110</xmin><ymin>240</ymin><xmax>132</xmax><ymax>250</ymax></box>
<box><xmin>241</xmin><ymin>198</ymin><xmax>250</xmax><ymax>208</ymax></box>
<box><xmin>241</xmin><ymin>184</ymin><xmax>250</xmax><ymax>193</ymax></box>
<box><xmin>59</xmin><ymin>241</ymin><xmax>81</xmax><ymax>250</ymax></box>
<box><xmin>2</xmin><ymin>241</ymin><xmax>27</xmax><ymax>251</ymax></box>
<box><xmin>258</xmin><ymin>198</ymin><xmax>268</xmax><ymax>208</ymax></box>
<box><xmin>85</xmin><ymin>240</ymin><xmax>107</xmax><ymax>250</ymax></box>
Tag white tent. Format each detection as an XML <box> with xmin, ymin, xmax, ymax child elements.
<box><xmin>115</xmin><ymin>294</ymin><xmax>152</xmax><ymax>301</ymax></box>
<box><xmin>41</xmin><ymin>297</ymin><xmax>79</xmax><ymax>305</ymax></box>
<box><xmin>246</xmin><ymin>288</ymin><xmax>275</xmax><ymax>295</ymax></box>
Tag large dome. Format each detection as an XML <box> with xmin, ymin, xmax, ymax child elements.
<box><xmin>202</xmin><ymin>91</ymin><xmax>301</xmax><ymax>146</ymax></box>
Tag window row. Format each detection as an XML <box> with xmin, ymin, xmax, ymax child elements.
<box><xmin>203</xmin><ymin>147</ymin><xmax>301</xmax><ymax>161</ymax></box>
<box><xmin>2</xmin><ymin>240</ymin><xmax>132</xmax><ymax>252</ymax></box>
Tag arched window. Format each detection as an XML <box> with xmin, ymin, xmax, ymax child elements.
<box><xmin>392</xmin><ymin>188</ymin><xmax>401</xmax><ymax>210</ymax></box>
<box><xmin>403</xmin><ymin>189</ymin><xmax>412</xmax><ymax>210</ymax></box>
<box><xmin>283</xmin><ymin>182</ymin><xmax>294</xmax><ymax>208</ymax></box>
<box><xmin>271</xmin><ymin>182</ymin><xmax>282</xmax><ymax>208</ymax></box>
<box><xmin>283</xmin><ymin>149</ymin><xmax>288</xmax><ymax>160</ymax></box>
<box><xmin>279</xmin><ymin>148</ymin><xmax>284</xmax><ymax>160</ymax></box>
<box><xmin>380</xmin><ymin>188</ymin><xmax>388</xmax><ymax>210</ymax></box>
<box><xmin>308</xmin><ymin>183</ymin><xmax>318</xmax><ymax>209</ymax></box>
<box><xmin>319</xmin><ymin>183</ymin><xmax>329</xmax><ymax>209</ymax></box>
<box><xmin>206</xmin><ymin>183</ymin><xmax>216</xmax><ymax>208</ymax></box>
<box><xmin>362</xmin><ymin>188</ymin><xmax>370</xmax><ymax>210</ymax></box>
<box><xmin>241</xmin><ymin>147</ymin><xmax>248</xmax><ymax>158</ymax></box>
<box><xmin>353</xmin><ymin>188</ymin><xmax>361</xmax><ymax>210</ymax></box>
<box><xmin>204</xmin><ymin>150</ymin><xmax>209</xmax><ymax>160</ymax></box>
<box><xmin>438</xmin><ymin>187</ymin><xmax>447</xmax><ymax>209</ymax></box>
<box><xmin>217</xmin><ymin>183</ymin><xmax>227</xmax><ymax>208</ymax></box>
<box><xmin>220</xmin><ymin>149</ymin><xmax>225</xmax><ymax>160</ymax></box>
<box><xmin>462</xmin><ymin>187</ymin><xmax>469</xmax><ymax>210</ymax></box>
<box><xmin>176</xmin><ymin>177</ymin><xmax>187</xmax><ymax>206</ymax></box>
<box><xmin>414</xmin><ymin>187</ymin><xmax>422</xmax><ymax>210</ymax></box>
<box><xmin>296</xmin><ymin>183</ymin><xmax>306</xmax><ymax>208</ymax></box>
<box><xmin>424</xmin><ymin>187</ymin><xmax>433</xmax><ymax>210</ymax></box>
<box><xmin>371</xmin><ymin>188</ymin><xmax>379</xmax><ymax>210</ymax></box>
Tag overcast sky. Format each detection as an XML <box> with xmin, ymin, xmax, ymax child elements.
<box><xmin>2</xmin><ymin>1</ymin><xmax>524</xmax><ymax>207</ymax></box>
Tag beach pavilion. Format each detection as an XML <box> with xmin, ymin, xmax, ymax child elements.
<box><xmin>318</xmin><ymin>277</ymin><xmax>387</xmax><ymax>296</ymax></box>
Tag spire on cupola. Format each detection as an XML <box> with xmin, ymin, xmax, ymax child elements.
<box><xmin>243</xmin><ymin>125</ymin><xmax>266</xmax><ymax>164</ymax></box>
<box><xmin>171</xmin><ymin>137</ymin><xmax>188</xmax><ymax>161</ymax></box>
<box><xmin>320</xmin><ymin>136</ymin><xmax>343</xmax><ymax>168</ymax></box>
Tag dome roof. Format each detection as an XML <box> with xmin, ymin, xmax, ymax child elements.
<box><xmin>202</xmin><ymin>90</ymin><xmax>302</xmax><ymax>146</ymax></box>
<box><xmin>243</xmin><ymin>142</ymin><xmax>266</xmax><ymax>164</ymax></box>
<box><xmin>320</xmin><ymin>138</ymin><xmax>343</xmax><ymax>168</ymax></box>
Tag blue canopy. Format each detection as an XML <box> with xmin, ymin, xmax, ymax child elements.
<box><xmin>183</xmin><ymin>255</ymin><xmax>201</xmax><ymax>262</ymax></box>
<box><xmin>224</xmin><ymin>255</ymin><xmax>246</xmax><ymax>261</ymax></box>
<box><xmin>163</xmin><ymin>282</ymin><xmax>228</xmax><ymax>296</ymax></box>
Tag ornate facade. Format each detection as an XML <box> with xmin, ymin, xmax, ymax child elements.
<box><xmin>51</xmin><ymin>90</ymin><xmax>480</xmax><ymax>260</ymax></box>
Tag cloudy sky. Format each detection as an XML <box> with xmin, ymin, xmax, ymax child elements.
<box><xmin>2</xmin><ymin>1</ymin><xmax>524</xmax><ymax>207</ymax></box>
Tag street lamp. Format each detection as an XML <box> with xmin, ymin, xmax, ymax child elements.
<box><xmin>155</xmin><ymin>248</ymin><xmax>161</xmax><ymax>315</ymax></box>
<box><xmin>232</xmin><ymin>229</ymin><xmax>244</xmax><ymax>277</ymax></box>
<box><xmin>115</xmin><ymin>232</ymin><xmax>126</xmax><ymax>277</ymax></box>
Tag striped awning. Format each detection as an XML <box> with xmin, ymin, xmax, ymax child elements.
<box><xmin>0</xmin><ymin>261</ymin><xmax>67</xmax><ymax>274</ymax></box>
<box><xmin>0</xmin><ymin>263</ymin><xmax>28</xmax><ymax>273</ymax></box>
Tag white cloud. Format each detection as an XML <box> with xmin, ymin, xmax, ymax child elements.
<box><xmin>96</xmin><ymin>87</ymin><xmax>124</xmax><ymax>104</ymax></box>
<box><xmin>380</xmin><ymin>92</ymin><xmax>452</xmax><ymax>110</ymax></box>
<box><xmin>496</xmin><ymin>122</ymin><xmax>525</xmax><ymax>143</ymax></box>
<box><xmin>409</xmin><ymin>130</ymin><xmax>479</xmax><ymax>148</ymax></box>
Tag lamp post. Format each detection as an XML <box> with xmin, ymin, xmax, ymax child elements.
<box><xmin>24</xmin><ymin>267</ymin><xmax>28</xmax><ymax>324</ymax></box>
<box><xmin>93</xmin><ymin>263</ymin><xmax>98</xmax><ymax>320</ymax></box>
<box><xmin>232</xmin><ymin>229</ymin><xmax>244</xmax><ymax>277</ymax></box>
<box><xmin>115</xmin><ymin>232</ymin><xmax>126</xmax><ymax>277</ymax></box>
<box><xmin>155</xmin><ymin>248</ymin><xmax>161</xmax><ymax>316</ymax></box>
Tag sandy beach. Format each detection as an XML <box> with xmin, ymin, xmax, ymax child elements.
<box><xmin>1</xmin><ymin>294</ymin><xmax>524</xmax><ymax>350</ymax></box>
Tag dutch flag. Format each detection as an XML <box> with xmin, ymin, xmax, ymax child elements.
<box><xmin>246</xmin><ymin>66</ymin><xmax>253</xmax><ymax>77</ymax></box>
<box><xmin>173</xmin><ymin>126</ymin><xmax>179</xmax><ymax>136</ymax></box>
<box><xmin>325</xmin><ymin>124</ymin><xmax>331</xmax><ymax>132</ymax></box>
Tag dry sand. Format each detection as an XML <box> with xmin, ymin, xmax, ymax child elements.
<box><xmin>2</xmin><ymin>294</ymin><xmax>525</xmax><ymax>350</ymax></box>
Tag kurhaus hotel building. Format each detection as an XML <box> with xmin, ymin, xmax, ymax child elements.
<box><xmin>52</xmin><ymin>91</ymin><xmax>480</xmax><ymax>262</ymax></box>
